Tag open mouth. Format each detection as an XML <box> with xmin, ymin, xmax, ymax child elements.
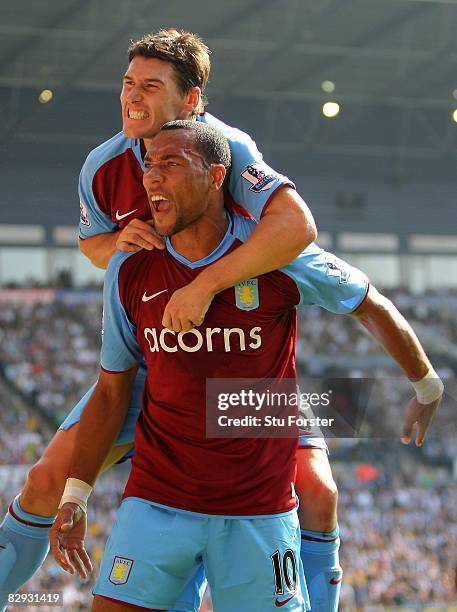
<box><xmin>150</xmin><ymin>194</ymin><xmax>171</xmax><ymax>213</ymax></box>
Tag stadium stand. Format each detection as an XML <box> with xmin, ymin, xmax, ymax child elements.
<box><xmin>2</xmin><ymin>2</ymin><xmax>457</xmax><ymax>609</ymax></box>
<box><xmin>0</xmin><ymin>288</ymin><xmax>456</xmax><ymax>611</ymax></box>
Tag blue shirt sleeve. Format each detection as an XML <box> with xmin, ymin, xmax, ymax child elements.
<box><xmin>199</xmin><ymin>113</ymin><xmax>294</xmax><ymax>222</ymax></box>
<box><xmin>79</xmin><ymin>152</ymin><xmax>117</xmax><ymax>240</ymax></box>
<box><xmin>281</xmin><ymin>245</ymin><xmax>369</xmax><ymax>314</ymax></box>
<box><xmin>100</xmin><ymin>252</ymin><xmax>143</xmax><ymax>371</ymax></box>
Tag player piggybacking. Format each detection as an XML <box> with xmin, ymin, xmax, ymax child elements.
<box><xmin>52</xmin><ymin>121</ymin><xmax>370</xmax><ymax>611</ymax></box>
<box><xmin>0</xmin><ymin>28</ymin><xmax>325</xmax><ymax>612</ymax></box>
<box><xmin>51</xmin><ymin>121</ymin><xmax>443</xmax><ymax>612</ymax></box>
<box><xmin>78</xmin><ymin>114</ymin><xmax>292</xmax><ymax>240</ymax></box>
<box><xmin>1</xmin><ymin>28</ymin><xmax>444</xmax><ymax>612</ymax></box>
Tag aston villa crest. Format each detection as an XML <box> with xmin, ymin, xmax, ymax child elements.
<box><xmin>235</xmin><ymin>279</ymin><xmax>259</xmax><ymax>311</ymax></box>
<box><xmin>109</xmin><ymin>556</ymin><xmax>134</xmax><ymax>585</ymax></box>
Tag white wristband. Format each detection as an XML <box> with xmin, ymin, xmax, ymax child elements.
<box><xmin>410</xmin><ymin>369</ymin><xmax>444</xmax><ymax>405</ymax></box>
<box><xmin>59</xmin><ymin>478</ymin><xmax>93</xmax><ymax>513</ymax></box>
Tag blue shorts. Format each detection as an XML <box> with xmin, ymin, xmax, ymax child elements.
<box><xmin>94</xmin><ymin>497</ymin><xmax>310</xmax><ymax>611</ymax></box>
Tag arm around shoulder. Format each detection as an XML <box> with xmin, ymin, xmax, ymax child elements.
<box><xmin>262</xmin><ymin>186</ymin><xmax>317</xmax><ymax>259</ymax></box>
<box><xmin>79</xmin><ymin>232</ymin><xmax>119</xmax><ymax>270</ymax></box>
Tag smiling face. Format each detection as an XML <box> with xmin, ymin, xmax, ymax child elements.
<box><xmin>120</xmin><ymin>56</ymin><xmax>198</xmax><ymax>140</ymax></box>
<box><xmin>143</xmin><ymin>129</ymin><xmax>221</xmax><ymax>237</ymax></box>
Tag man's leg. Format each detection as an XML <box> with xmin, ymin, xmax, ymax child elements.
<box><xmin>0</xmin><ymin>370</ymin><xmax>147</xmax><ymax>609</ymax></box>
<box><xmin>0</xmin><ymin>424</ymin><xmax>132</xmax><ymax>609</ymax></box>
<box><xmin>296</xmin><ymin>447</ymin><xmax>342</xmax><ymax>612</ymax></box>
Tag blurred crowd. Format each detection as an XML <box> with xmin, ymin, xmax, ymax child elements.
<box><xmin>0</xmin><ymin>299</ymin><xmax>101</xmax><ymax>427</ymax></box>
<box><xmin>0</xmin><ymin>451</ymin><xmax>455</xmax><ymax>611</ymax></box>
<box><xmin>340</xmin><ymin>482</ymin><xmax>457</xmax><ymax>610</ymax></box>
<box><xmin>1</xmin><ymin>289</ymin><xmax>456</xmax><ymax>411</ymax></box>
<box><xmin>0</xmin><ymin>384</ymin><xmax>45</xmax><ymax>465</ymax></box>
<box><xmin>333</xmin><ymin>446</ymin><xmax>457</xmax><ymax>610</ymax></box>
<box><xmin>297</xmin><ymin>287</ymin><xmax>457</xmax><ymax>356</ymax></box>
<box><xmin>0</xmin><ymin>288</ymin><xmax>456</xmax><ymax>610</ymax></box>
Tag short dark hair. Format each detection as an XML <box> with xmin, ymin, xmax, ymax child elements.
<box><xmin>128</xmin><ymin>29</ymin><xmax>210</xmax><ymax>113</ymax></box>
<box><xmin>160</xmin><ymin>120</ymin><xmax>231</xmax><ymax>170</ymax></box>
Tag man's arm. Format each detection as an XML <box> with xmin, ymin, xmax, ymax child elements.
<box><xmin>163</xmin><ymin>115</ymin><xmax>318</xmax><ymax>331</ymax></box>
<box><xmin>79</xmin><ymin>219</ymin><xmax>164</xmax><ymax>269</ymax></box>
<box><xmin>162</xmin><ymin>187</ymin><xmax>316</xmax><ymax>331</ymax></box>
<box><xmin>80</xmin><ymin>117</ymin><xmax>316</xmax><ymax>324</ymax></box>
<box><xmin>68</xmin><ymin>367</ymin><xmax>138</xmax><ymax>484</ymax></box>
<box><xmin>350</xmin><ymin>285</ymin><xmax>443</xmax><ymax>445</ymax></box>
<box><xmin>50</xmin><ymin>248</ymin><xmax>142</xmax><ymax>577</ymax></box>
<box><xmin>205</xmin><ymin>187</ymin><xmax>316</xmax><ymax>285</ymax></box>
<box><xmin>283</xmin><ymin>248</ymin><xmax>443</xmax><ymax>446</ymax></box>
<box><xmin>80</xmin><ymin>186</ymin><xmax>315</xmax><ymax>323</ymax></box>
<box><xmin>49</xmin><ymin>367</ymin><xmax>137</xmax><ymax>577</ymax></box>
<box><xmin>79</xmin><ymin>232</ymin><xmax>118</xmax><ymax>269</ymax></box>
<box><xmin>351</xmin><ymin>285</ymin><xmax>429</xmax><ymax>380</ymax></box>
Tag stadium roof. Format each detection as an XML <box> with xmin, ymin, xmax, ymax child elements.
<box><xmin>1</xmin><ymin>0</ymin><xmax>457</xmax><ymax>172</ymax></box>
<box><xmin>1</xmin><ymin>0</ymin><xmax>457</xmax><ymax>246</ymax></box>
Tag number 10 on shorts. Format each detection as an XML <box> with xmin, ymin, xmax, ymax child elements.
<box><xmin>271</xmin><ymin>549</ymin><xmax>298</xmax><ymax>595</ymax></box>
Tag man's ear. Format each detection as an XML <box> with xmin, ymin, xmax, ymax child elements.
<box><xmin>209</xmin><ymin>164</ymin><xmax>227</xmax><ymax>191</ymax></box>
<box><xmin>182</xmin><ymin>87</ymin><xmax>201</xmax><ymax>115</ymax></box>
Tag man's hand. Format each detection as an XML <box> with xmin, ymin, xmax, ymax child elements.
<box><xmin>401</xmin><ymin>395</ymin><xmax>442</xmax><ymax>447</ymax></box>
<box><xmin>49</xmin><ymin>503</ymin><xmax>93</xmax><ymax>579</ymax></box>
<box><xmin>116</xmin><ymin>218</ymin><xmax>165</xmax><ymax>252</ymax></box>
<box><xmin>162</xmin><ymin>277</ymin><xmax>215</xmax><ymax>332</ymax></box>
